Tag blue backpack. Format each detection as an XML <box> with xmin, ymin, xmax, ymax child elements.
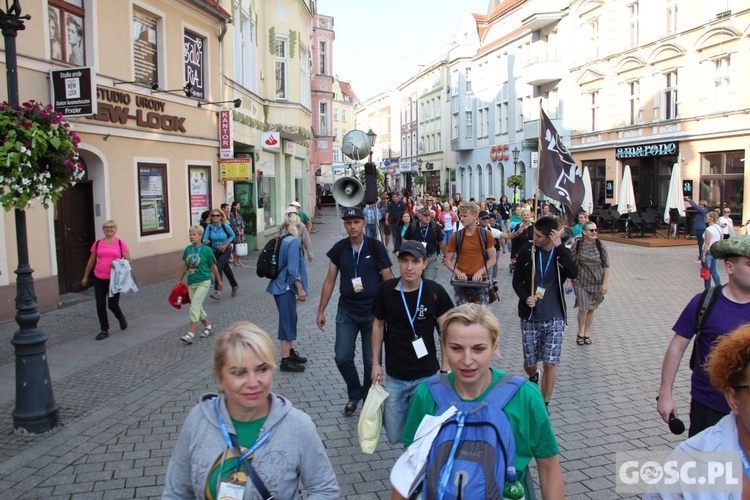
<box><xmin>422</xmin><ymin>372</ymin><xmax>526</xmax><ymax>500</ymax></box>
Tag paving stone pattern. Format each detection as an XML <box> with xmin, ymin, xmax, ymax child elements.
<box><xmin>0</xmin><ymin>208</ymin><xmax>723</xmax><ymax>499</ymax></box>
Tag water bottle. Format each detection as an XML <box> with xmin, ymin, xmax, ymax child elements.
<box><xmin>566</xmin><ymin>286</ymin><xmax>573</xmax><ymax>294</ymax></box>
<box><xmin>177</xmin><ymin>296</ymin><xmax>183</xmax><ymax>305</ymax></box>
<box><xmin>503</xmin><ymin>467</ymin><xmax>526</xmax><ymax>500</ymax></box>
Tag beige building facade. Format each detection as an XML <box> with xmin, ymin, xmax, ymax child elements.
<box><xmin>569</xmin><ymin>0</ymin><xmax>749</xmax><ymax>225</ymax></box>
<box><xmin>0</xmin><ymin>0</ymin><xmax>316</xmax><ymax>321</ymax></box>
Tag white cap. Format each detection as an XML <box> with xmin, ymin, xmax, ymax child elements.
<box><xmin>290</xmin><ymin>201</ymin><xmax>301</xmax><ymax>208</ymax></box>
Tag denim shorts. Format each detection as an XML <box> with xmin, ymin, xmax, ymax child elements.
<box><xmin>520</xmin><ymin>317</ymin><xmax>565</xmax><ymax>366</ymax></box>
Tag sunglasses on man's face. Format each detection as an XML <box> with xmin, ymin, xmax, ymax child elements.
<box><xmin>588</xmin><ymin>228</ymin><xmax>598</xmax><ymax>232</ymax></box>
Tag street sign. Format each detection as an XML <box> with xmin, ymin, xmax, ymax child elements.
<box><xmin>384</xmin><ymin>160</ymin><xmax>391</xmax><ymax>167</ymax></box>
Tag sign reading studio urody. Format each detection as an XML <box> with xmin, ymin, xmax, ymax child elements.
<box><xmin>50</xmin><ymin>67</ymin><xmax>96</xmax><ymax>117</ymax></box>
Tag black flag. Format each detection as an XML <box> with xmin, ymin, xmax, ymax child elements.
<box><xmin>538</xmin><ymin>106</ymin><xmax>585</xmax><ymax>221</ymax></box>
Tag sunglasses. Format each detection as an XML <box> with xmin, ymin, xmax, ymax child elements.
<box><xmin>211</xmin><ymin>214</ymin><xmax>222</xmax><ymax>217</ymax></box>
<box><xmin>588</xmin><ymin>228</ymin><xmax>599</xmax><ymax>232</ymax></box>
<box><xmin>103</xmin><ymin>226</ymin><xmax>116</xmax><ymax>229</ymax></box>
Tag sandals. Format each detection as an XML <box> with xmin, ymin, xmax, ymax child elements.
<box><xmin>200</xmin><ymin>326</ymin><xmax>214</xmax><ymax>339</ymax></box>
<box><xmin>583</xmin><ymin>337</ymin><xmax>592</xmax><ymax>345</ymax></box>
<box><xmin>180</xmin><ymin>332</ymin><xmax>195</xmax><ymax>345</ymax></box>
<box><xmin>576</xmin><ymin>336</ymin><xmax>593</xmax><ymax>345</ymax></box>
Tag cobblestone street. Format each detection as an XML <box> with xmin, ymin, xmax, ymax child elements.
<box><xmin>0</xmin><ymin>207</ymin><xmax>724</xmax><ymax>499</ymax></box>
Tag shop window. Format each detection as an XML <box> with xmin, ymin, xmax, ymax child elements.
<box><xmin>184</xmin><ymin>30</ymin><xmax>206</xmax><ymax>100</ymax></box>
<box><xmin>189</xmin><ymin>166</ymin><xmax>211</xmax><ymax>227</ymax></box>
<box><xmin>700</xmin><ymin>151</ymin><xmax>744</xmax><ymax>219</ymax></box>
<box><xmin>133</xmin><ymin>7</ymin><xmax>160</xmax><ymax>86</ymax></box>
<box><xmin>263</xmin><ymin>176</ymin><xmax>277</xmax><ymax>229</ymax></box>
<box><xmin>138</xmin><ymin>163</ymin><xmax>169</xmax><ymax>235</ymax></box>
<box><xmin>583</xmin><ymin>159</ymin><xmax>607</xmax><ymax>208</ymax></box>
<box><xmin>49</xmin><ymin>0</ymin><xmax>85</xmax><ymax>65</ymax></box>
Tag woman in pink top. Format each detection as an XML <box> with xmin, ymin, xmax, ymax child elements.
<box><xmin>82</xmin><ymin>220</ymin><xmax>132</xmax><ymax>340</ymax></box>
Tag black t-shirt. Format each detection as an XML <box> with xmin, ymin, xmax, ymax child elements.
<box><xmin>371</xmin><ymin>278</ymin><xmax>454</xmax><ymax>380</ymax></box>
<box><xmin>530</xmin><ymin>247</ymin><xmax>563</xmax><ymax>321</ymax></box>
<box><xmin>387</xmin><ymin>201</ymin><xmax>406</xmax><ymax>225</ymax></box>
<box><xmin>327</xmin><ymin>237</ymin><xmax>392</xmax><ymax>315</ymax></box>
<box><xmin>403</xmin><ymin>222</ymin><xmax>445</xmax><ymax>256</ymax></box>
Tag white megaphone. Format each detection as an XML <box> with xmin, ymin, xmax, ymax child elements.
<box><xmin>332</xmin><ymin>176</ymin><xmax>365</xmax><ymax>207</ymax></box>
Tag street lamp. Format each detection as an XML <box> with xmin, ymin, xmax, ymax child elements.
<box><xmin>1</xmin><ymin>0</ymin><xmax>60</xmax><ymax>434</ymax></box>
<box><xmin>366</xmin><ymin>128</ymin><xmax>377</xmax><ymax>162</ymax></box>
<box><xmin>511</xmin><ymin>146</ymin><xmax>520</xmax><ymax>203</ymax></box>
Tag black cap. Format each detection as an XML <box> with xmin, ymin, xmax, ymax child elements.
<box><xmin>341</xmin><ymin>207</ymin><xmax>365</xmax><ymax>220</ymax></box>
<box><xmin>478</xmin><ymin>210</ymin><xmax>490</xmax><ymax>220</ymax></box>
<box><xmin>397</xmin><ymin>240</ymin><xmax>427</xmax><ymax>260</ymax></box>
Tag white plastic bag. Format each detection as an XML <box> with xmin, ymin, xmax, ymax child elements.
<box><xmin>235</xmin><ymin>242</ymin><xmax>248</xmax><ymax>257</ymax></box>
<box><xmin>358</xmin><ymin>382</ymin><xmax>389</xmax><ymax>454</ymax></box>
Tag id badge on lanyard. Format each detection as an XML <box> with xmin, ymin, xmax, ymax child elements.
<box><xmin>400</xmin><ymin>280</ymin><xmax>427</xmax><ymax>359</ymax></box>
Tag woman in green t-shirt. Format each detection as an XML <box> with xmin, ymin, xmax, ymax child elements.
<box><xmin>177</xmin><ymin>225</ymin><xmax>223</xmax><ymax>344</ymax></box>
<box><xmin>395</xmin><ymin>303</ymin><xmax>565</xmax><ymax>499</ymax></box>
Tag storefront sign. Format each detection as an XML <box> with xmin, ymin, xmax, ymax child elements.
<box><xmin>91</xmin><ymin>87</ymin><xmax>188</xmax><ymax>132</ymax></box>
<box><xmin>183</xmin><ymin>31</ymin><xmax>205</xmax><ymax>100</ymax></box>
<box><xmin>683</xmin><ymin>180</ymin><xmax>693</xmax><ymax>198</ymax></box>
<box><xmin>220</xmin><ymin>158</ymin><xmax>251</xmax><ymax>181</ymax></box>
<box><xmin>399</xmin><ymin>161</ymin><xmax>412</xmax><ymax>172</ymax></box>
<box><xmin>615</xmin><ymin>142</ymin><xmax>678</xmax><ymax>159</ymax></box>
<box><xmin>284</xmin><ymin>140</ymin><xmax>296</xmax><ymax>156</ymax></box>
<box><xmin>262</xmin><ymin>132</ymin><xmax>280</xmax><ymax>149</ymax></box>
<box><xmin>489</xmin><ymin>144</ymin><xmax>509</xmax><ymax>161</ymax></box>
<box><xmin>50</xmin><ymin>67</ymin><xmax>96</xmax><ymax>116</ymax></box>
<box><xmin>219</xmin><ymin>109</ymin><xmax>233</xmax><ymax>158</ymax></box>
<box><xmin>605</xmin><ymin>180</ymin><xmax>614</xmax><ymax>199</ymax></box>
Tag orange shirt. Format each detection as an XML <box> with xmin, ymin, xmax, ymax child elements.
<box><xmin>446</xmin><ymin>228</ymin><xmax>495</xmax><ymax>276</ymax></box>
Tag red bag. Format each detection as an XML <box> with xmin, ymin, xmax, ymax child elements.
<box><xmin>699</xmin><ymin>266</ymin><xmax>710</xmax><ymax>280</ymax></box>
<box><xmin>168</xmin><ymin>282</ymin><xmax>191</xmax><ymax>309</ymax></box>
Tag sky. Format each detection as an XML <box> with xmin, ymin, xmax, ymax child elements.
<box><xmin>317</xmin><ymin>0</ymin><xmax>490</xmax><ymax>101</ymax></box>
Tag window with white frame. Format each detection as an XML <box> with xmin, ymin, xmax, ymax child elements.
<box><xmin>663</xmin><ymin>70</ymin><xmax>678</xmax><ymax>120</ymax></box>
<box><xmin>333</xmin><ymin>148</ymin><xmax>343</xmax><ymax>163</ymax></box>
<box><xmin>333</xmin><ymin>128</ymin><xmax>338</xmax><ymax>141</ymax></box>
<box><xmin>49</xmin><ymin>0</ymin><xmax>86</xmax><ymax>65</ymax></box>
<box><xmin>586</xmin><ymin>18</ymin><xmax>599</xmax><ymax>60</ymax></box>
<box><xmin>477</xmin><ymin>109</ymin><xmax>484</xmax><ymax>138</ymax></box>
<box><xmin>714</xmin><ymin>56</ymin><xmax>730</xmax><ymax>111</ymax></box>
<box><xmin>319</xmin><ymin>102</ymin><xmax>328</xmax><ymax>135</ymax></box>
<box><xmin>333</xmin><ymin>108</ymin><xmax>338</xmax><ymax>121</ymax></box>
<box><xmin>666</xmin><ymin>0</ymin><xmax>678</xmax><ymax>34</ymax></box>
<box><xmin>402</xmin><ymin>136</ymin><xmax>408</xmax><ymax>157</ymax></box>
<box><xmin>233</xmin><ymin>6</ymin><xmax>251</xmax><ymax>88</ymax></box>
<box><xmin>437</xmin><ymin>132</ymin><xmax>441</xmax><ymax>151</ymax></box>
<box><xmin>300</xmin><ymin>46</ymin><xmax>310</xmax><ymax>108</ymax></box>
<box><xmin>590</xmin><ymin>91</ymin><xmax>600</xmax><ymax>131</ymax></box>
<box><xmin>342</xmin><ymin>109</ymin><xmax>347</xmax><ymax>122</ymax></box>
<box><xmin>482</xmin><ymin>105</ymin><xmax>489</xmax><ymax>138</ymax></box>
<box><xmin>411</xmin><ymin>132</ymin><xmax>417</xmax><ymax>156</ymax></box>
<box><xmin>452</xmin><ymin>112</ymin><xmax>458</xmax><ymax>140</ymax></box>
<box><xmin>319</xmin><ymin>39</ymin><xmax>328</xmax><ymax>74</ymax></box>
<box><xmin>465</xmin><ymin>67</ymin><xmax>473</xmax><ymax>93</ymax></box>
<box><xmin>515</xmin><ymin>98</ymin><xmax>523</xmax><ymax>131</ymax></box>
<box><xmin>628</xmin><ymin>80</ymin><xmax>640</xmax><ymax>125</ymax></box>
<box><xmin>275</xmin><ymin>36</ymin><xmax>289</xmax><ymax>100</ymax></box>
<box><xmin>465</xmin><ymin>111</ymin><xmax>473</xmax><ymax>139</ymax></box>
<box><xmin>628</xmin><ymin>2</ymin><xmax>639</xmax><ymax>47</ymax></box>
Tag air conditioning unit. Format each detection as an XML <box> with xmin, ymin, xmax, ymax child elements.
<box><xmin>715</xmin><ymin>10</ymin><xmax>731</xmax><ymax>19</ymax></box>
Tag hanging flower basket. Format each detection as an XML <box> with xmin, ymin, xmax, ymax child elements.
<box><xmin>506</xmin><ymin>174</ymin><xmax>524</xmax><ymax>189</ymax></box>
<box><xmin>0</xmin><ymin>100</ymin><xmax>84</xmax><ymax>211</ymax></box>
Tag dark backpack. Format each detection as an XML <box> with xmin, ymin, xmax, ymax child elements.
<box><xmin>256</xmin><ymin>234</ymin><xmax>290</xmax><ymax>279</ymax></box>
<box><xmin>421</xmin><ymin>373</ymin><xmax>526</xmax><ymax>499</ymax></box>
<box><xmin>575</xmin><ymin>238</ymin><xmax>605</xmax><ymax>266</ymax></box>
<box><xmin>688</xmin><ymin>285</ymin><xmax>722</xmax><ymax>370</ymax></box>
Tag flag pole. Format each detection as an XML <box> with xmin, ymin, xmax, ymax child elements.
<box><xmin>530</xmin><ymin>100</ymin><xmax>544</xmax><ymax>297</ymax></box>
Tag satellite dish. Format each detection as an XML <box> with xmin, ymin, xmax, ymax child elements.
<box><xmin>341</xmin><ymin>130</ymin><xmax>372</xmax><ymax>161</ymax></box>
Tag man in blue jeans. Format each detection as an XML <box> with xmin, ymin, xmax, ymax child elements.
<box><xmin>370</xmin><ymin>241</ymin><xmax>454</xmax><ymax>444</ymax></box>
<box><xmin>317</xmin><ymin>207</ymin><xmax>393</xmax><ymax>416</ymax></box>
<box><xmin>686</xmin><ymin>198</ymin><xmax>711</xmax><ymax>262</ymax></box>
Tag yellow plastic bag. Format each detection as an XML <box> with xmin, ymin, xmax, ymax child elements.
<box><xmin>358</xmin><ymin>382</ymin><xmax>389</xmax><ymax>454</ymax></box>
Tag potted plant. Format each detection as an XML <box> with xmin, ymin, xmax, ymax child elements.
<box><xmin>0</xmin><ymin>100</ymin><xmax>84</xmax><ymax>211</ymax></box>
<box><xmin>506</xmin><ymin>174</ymin><xmax>524</xmax><ymax>190</ymax></box>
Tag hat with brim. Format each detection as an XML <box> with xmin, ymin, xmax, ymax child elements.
<box><xmin>290</xmin><ymin>201</ymin><xmax>301</xmax><ymax>208</ymax></box>
<box><xmin>486</xmin><ymin>195</ymin><xmax>496</xmax><ymax>201</ymax></box>
<box><xmin>417</xmin><ymin>206</ymin><xmax>432</xmax><ymax>216</ymax></box>
<box><xmin>397</xmin><ymin>240</ymin><xmax>427</xmax><ymax>260</ymax></box>
<box><xmin>341</xmin><ymin>207</ymin><xmax>365</xmax><ymax>220</ymax></box>
<box><xmin>711</xmin><ymin>235</ymin><xmax>750</xmax><ymax>259</ymax></box>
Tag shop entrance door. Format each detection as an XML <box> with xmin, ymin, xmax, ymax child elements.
<box><xmin>55</xmin><ymin>182</ymin><xmax>95</xmax><ymax>293</ymax></box>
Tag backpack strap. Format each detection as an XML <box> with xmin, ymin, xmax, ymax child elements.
<box><xmin>482</xmin><ymin>374</ymin><xmax>526</xmax><ymax>410</ymax></box>
<box><xmin>689</xmin><ymin>285</ymin><xmax>722</xmax><ymax>370</ymax></box>
<box><xmin>427</xmin><ymin>373</ymin><xmax>460</xmax><ymax>413</ymax></box>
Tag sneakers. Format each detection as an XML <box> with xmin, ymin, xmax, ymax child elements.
<box><xmin>231</xmin><ymin>286</ymin><xmax>239</xmax><ymax>297</ymax></box>
<box><xmin>200</xmin><ymin>326</ymin><xmax>215</xmax><ymax>338</ymax></box>
<box><xmin>180</xmin><ymin>332</ymin><xmax>196</xmax><ymax>345</ymax></box>
<box><xmin>118</xmin><ymin>315</ymin><xmax>128</xmax><ymax>331</ymax></box>
<box><xmin>280</xmin><ymin>358</ymin><xmax>305</xmax><ymax>372</ymax></box>
<box><xmin>95</xmin><ymin>330</ymin><xmax>109</xmax><ymax>341</ymax></box>
<box><xmin>289</xmin><ymin>348</ymin><xmax>308</xmax><ymax>364</ymax></box>
<box><xmin>209</xmin><ymin>291</ymin><xmax>220</xmax><ymax>300</ymax></box>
